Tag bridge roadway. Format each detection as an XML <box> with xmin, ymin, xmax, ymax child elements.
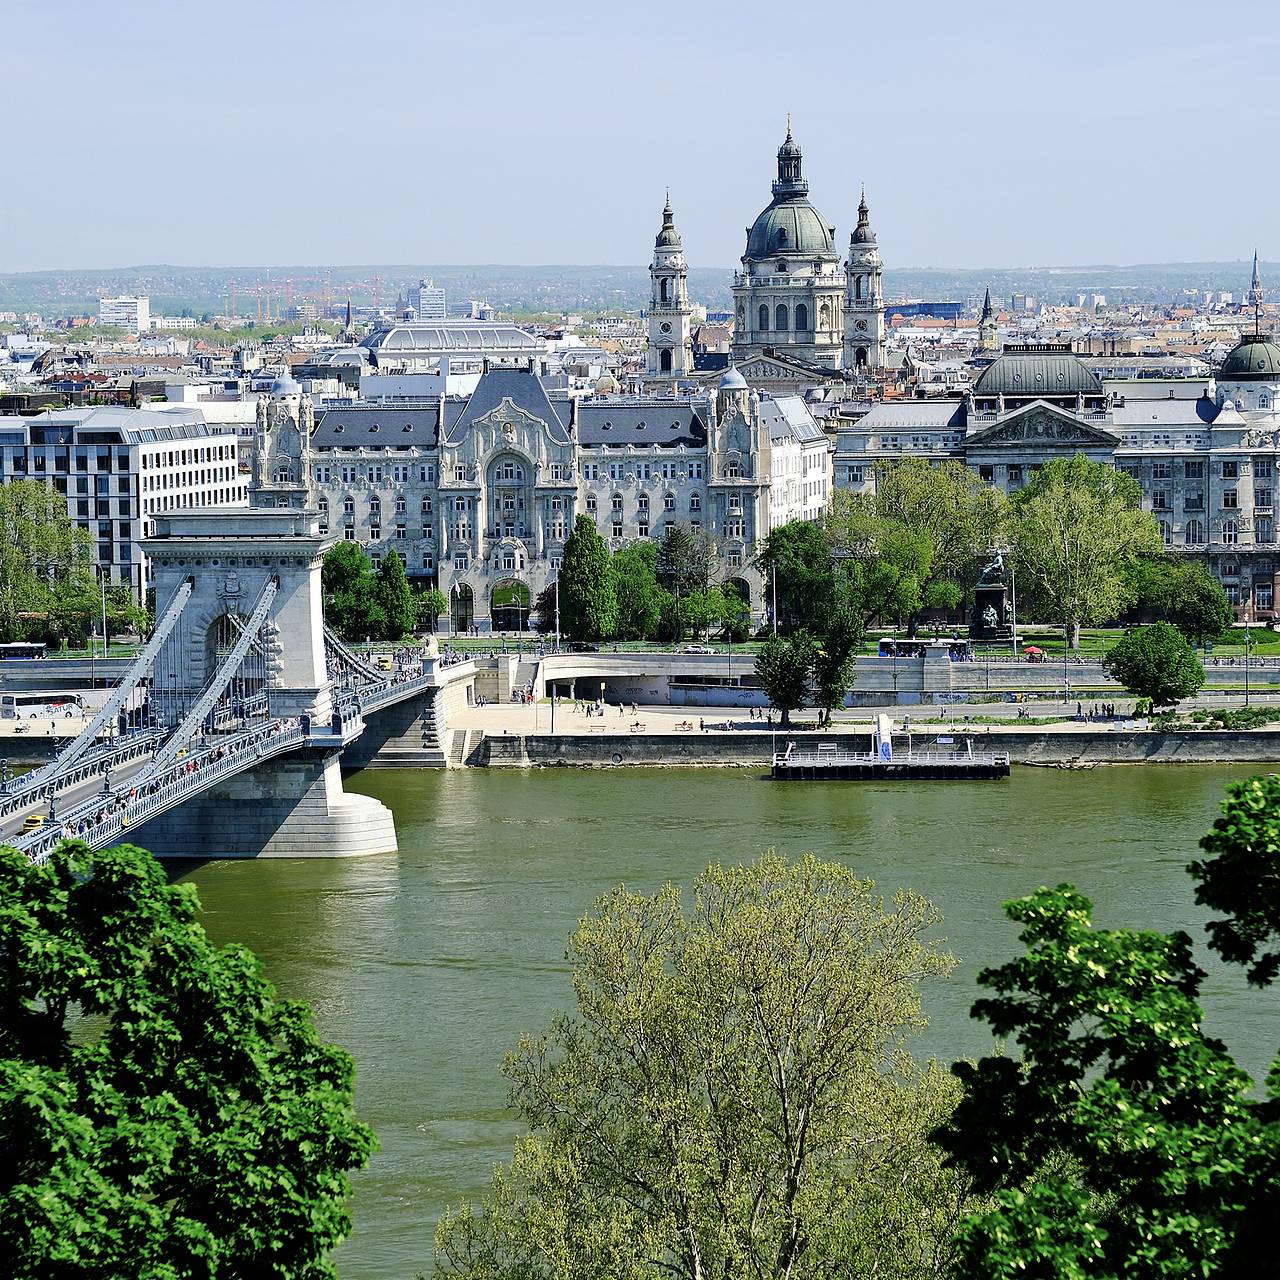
<box><xmin>5</xmin><ymin>661</ymin><xmax>441</xmax><ymax>864</ymax></box>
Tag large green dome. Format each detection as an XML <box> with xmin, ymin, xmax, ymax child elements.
<box><xmin>1219</xmin><ymin>335</ymin><xmax>1280</xmax><ymax>380</ymax></box>
<box><xmin>743</xmin><ymin>125</ymin><xmax>837</xmax><ymax>263</ymax></box>
<box><xmin>745</xmin><ymin>199</ymin><xmax>835</xmax><ymax>260</ymax></box>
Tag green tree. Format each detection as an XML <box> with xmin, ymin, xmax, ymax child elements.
<box><xmin>435</xmin><ymin>852</ymin><xmax>966</xmax><ymax>1280</ymax></box>
<box><xmin>656</xmin><ymin>522</ymin><xmax>718</xmax><ymax>621</ymax></box>
<box><xmin>754</xmin><ymin>520</ymin><xmax>834</xmax><ymax>635</ymax></box>
<box><xmin>828</xmin><ymin>494</ymin><xmax>936</xmax><ymax>629</ymax></box>
<box><xmin>0</xmin><ymin>479</ymin><xmax>95</xmax><ymax>642</ymax></box>
<box><xmin>1009</xmin><ymin>454</ymin><xmax>1162</xmax><ymax>648</ymax></box>
<box><xmin>559</xmin><ymin>514</ymin><xmax>618</xmax><ymax>641</ymax></box>
<box><xmin>613</xmin><ymin>541</ymin><xmax>667</xmax><ymax>640</ymax></box>
<box><xmin>322</xmin><ymin>542</ymin><xmax>386</xmax><ymax>641</ymax></box>
<box><xmin>811</xmin><ymin>597</ymin><xmax>864</xmax><ymax>721</ymax></box>
<box><xmin>532</xmin><ymin>583</ymin><xmax>558</xmax><ymax>635</ymax></box>
<box><xmin>1190</xmin><ymin>773</ymin><xmax>1280</xmax><ymax>985</ymax></box>
<box><xmin>1103</xmin><ymin>621</ymin><xmax>1205</xmax><ymax>707</ymax></box>
<box><xmin>754</xmin><ymin>632</ymin><xmax>815</xmax><ymax>726</ymax></box>
<box><xmin>416</xmin><ymin>587</ymin><xmax>449</xmax><ymax>633</ymax></box>
<box><xmin>870</xmin><ymin>458</ymin><xmax>1006</xmax><ymax>636</ymax></box>
<box><xmin>934</xmin><ymin>879</ymin><xmax>1280</xmax><ymax>1280</ymax></box>
<box><xmin>0</xmin><ymin>841</ymin><xmax>375</xmax><ymax>1279</ymax></box>
<box><xmin>1128</xmin><ymin>557</ymin><xmax>1235</xmax><ymax>644</ymax></box>
<box><xmin>376</xmin><ymin>550</ymin><xmax>416</xmax><ymax>640</ymax></box>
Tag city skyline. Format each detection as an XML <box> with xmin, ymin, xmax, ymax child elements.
<box><xmin>3</xmin><ymin>0</ymin><xmax>1276</xmax><ymax>274</ymax></box>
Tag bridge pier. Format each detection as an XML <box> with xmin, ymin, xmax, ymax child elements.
<box><xmin>132</xmin><ymin>750</ymin><xmax>396</xmax><ymax>859</ymax></box>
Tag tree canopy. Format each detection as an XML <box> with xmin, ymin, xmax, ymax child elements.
<box><xmin>1103</xmin><ymin>621</ymin><xmax>1205</xmax><ymax>707</ymax></box>
<box><xmin>754</xmin><ymin>632</ymin><xmax>815</xmax><ymax>726</ymax></box>
<box><xmin>1126</xmin><ymin>557</ymin><xmax>1235</xmax><ymax>643</ymax></box>
<box><xmin>559</xmin><ymin>514</ymin><xmax>619</xmax><ymax>641</ymax></box>
<box><xmin>435</xmin><ymin>852</ymin><xmax>967</xmax><ymax>1280</ymax></box>
<box><xmin>0</xmin><ymin>841</ymin><xmax>375</xmax><ymax>1279</ymax></box>
<box><xmin>935</xmin><ymin>878</ymin><xmax>1280</xmax><ymax>1280</ymax></box>
<box><xmin>0</xmin><ymin>479</ymin><xmax>96</xmax><ymax>644</ymax></box>
<box><xmin>322</xmin><ymin>542</ymin><xmax>387</xmax><ymax>641</ymax></box>
<box><xmin>1190</xmin><ymin>773</ymin><xmax>1280</xmax><ymax>986</ymax></box>
<box><xmin>1009</xmin><ymin>454</ymin><xmax>1163</xmax><ymax>648</ymax></box>
<box><xmin>376</xmin><ymin>549</ymin><xmax>417</xmax><ymax>641</ymax></box>
<box><xmin>867</xmin><ymin>458</ymin><xmax>1005</xmax><ymax>636</ymax></box>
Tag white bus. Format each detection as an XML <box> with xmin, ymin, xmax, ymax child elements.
<box><xmin>0</xmin><ymin>692</ymin><xmax>85</xmax><ymax>720</ymax></box>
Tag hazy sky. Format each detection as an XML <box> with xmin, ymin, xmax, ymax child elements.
<box><xmin>3</xmin><ymin>0</ymin><xmax>1277</xmax><ymax>273</ymax></box>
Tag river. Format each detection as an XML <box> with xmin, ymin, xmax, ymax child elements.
<box><xmin>174</xmin><ymin>764</ymin><xmax>1280</xmax><ymax>1279</ymax></box>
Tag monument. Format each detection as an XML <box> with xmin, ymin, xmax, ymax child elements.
<box><xmin>969</xmin><ymin>551</ymin><xmax>1013</xmax><ymax>642</ymax></box>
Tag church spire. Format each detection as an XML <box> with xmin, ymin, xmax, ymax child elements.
<box><xmin>1252</xmin><ymin>250</ymin><xmax>1263</xmax><ymax>336</ymax></box>
<box><xmin>981</xmin><ymin>285</ymin><xmax>993</xmax><ymax>321</ymax></box>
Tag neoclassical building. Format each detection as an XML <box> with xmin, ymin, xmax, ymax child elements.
<box><xmin>645</xmin><ymin>124</ymin><xmax>887</xmax><ymax>392</ymax></box>
<box><xmin>834</xmin><ymin>335</ymin><xmax>1280</xmax><ymax>619</ymax></box>
<box><xmin>308</xmin><ymin>364</ymin><xmax>831</xmax><ymax>631</ymax></box>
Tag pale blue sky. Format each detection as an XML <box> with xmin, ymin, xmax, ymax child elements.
<box><xmin>3</xmin><ymin>0</ymin><xmax>1276</xmax><ymax>272</ymax></box>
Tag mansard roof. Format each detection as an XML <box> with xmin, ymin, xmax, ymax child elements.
<box><xmin>576</xmin><ymin>401</ymin><xmax>707</xmax><ymax>447</ymax></box>
<box><xmin>445</xmin><ymin>366</ymin><xmax>571</xmax><ymax>445</ymax></box>
<box><xmin>312</xmin><ymin>404</ymin><xmax>464</xmax><ymax>449</ymax></box>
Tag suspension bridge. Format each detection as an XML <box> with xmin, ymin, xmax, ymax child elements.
<box><xmin>2</xmin><ymin>503</ymin><xmax>450</xmax><ymax>862</ymax></box>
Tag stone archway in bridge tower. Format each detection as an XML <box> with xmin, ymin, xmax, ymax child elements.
<box><xmin>490</xmin><ymin>578</ymin><xmax>530</xmax><ymax>633</ymax></box>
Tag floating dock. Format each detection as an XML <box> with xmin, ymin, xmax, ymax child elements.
<box><xmin>771</xmin><ymin>716</ymin><xmax>1009</xmax><ymax>780</ymax></box>
<box><xmin>771</xmin><ymin>744</ymin><xmax>1010</xmax><ymax>780</ymax></box>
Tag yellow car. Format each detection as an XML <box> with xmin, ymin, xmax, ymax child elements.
<box><xmin>21</xmin><ymin>815</ymin><xmax>46</xmax><ymax>834</ymax></box>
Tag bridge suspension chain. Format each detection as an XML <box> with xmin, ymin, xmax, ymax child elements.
<box><xmin>38</xmin><ymin>576</ymin><xmax>194</xmax><ymax>780</ymax></box>
<box><xmin>148</xmin><ymin>576</ymin><xmax>280</xmax><ymax>774</ymax></box>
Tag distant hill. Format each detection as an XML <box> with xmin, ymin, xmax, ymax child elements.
<box><xmin>0</xmin><ymin>260</ymin><xmax>1266</xmax><ymax>321</ymax></box>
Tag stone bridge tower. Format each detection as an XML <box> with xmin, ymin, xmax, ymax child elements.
<box><xmin>136</xmin><ymin>372</ymin><xmax>397</xmax><ymax>858</ymax></box>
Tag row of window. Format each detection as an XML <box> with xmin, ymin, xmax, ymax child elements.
<box><xmin>756</xmin><ymin>303</ymin><xmax>813</xmax><ymax>333</ymax></box>
<box><xmin>140</xmin><ymin>445</ymin><xmax>235</xmax><ymax>469</ymax></box>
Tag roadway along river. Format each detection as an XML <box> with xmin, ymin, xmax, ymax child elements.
<box><xmin>174</xmin><ymin>764</ymin><xmax>1280</xmax><ymax>1280</ymax></box>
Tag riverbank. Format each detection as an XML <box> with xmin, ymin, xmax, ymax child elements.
<box><xmin>475</xmin><ymin>727</ymin><xmax>1280</xmax><ymax>768</ymax></box>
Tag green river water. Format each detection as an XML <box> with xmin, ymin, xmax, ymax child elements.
<box><xmin>173</xmin><ymin>764</ymin><xmax>1280</xmax><ymax>1279</ymax></box>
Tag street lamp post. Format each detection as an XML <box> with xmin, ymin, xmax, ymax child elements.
<box><xmin>1245</xmin><ymin>626</ymin><xmax>1252</xmax><ymax>708</ymax></box>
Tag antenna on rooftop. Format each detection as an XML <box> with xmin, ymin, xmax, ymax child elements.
<box><xmin>1252</xmin><ymin>249</ymin><xmax>1262</xmax><ymax>337</ymax></box>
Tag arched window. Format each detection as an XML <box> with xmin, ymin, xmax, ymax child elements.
<box><xmin>1261</xmin><ymin>394</ymin><xmax>1271</xmax><ymax>409</ymax></box>
<box><xmin>777</xmin><ymin>227</ymin><xmax>788</xmax><ymax>247</ymax></box>
<box><xmin>1184</xmin><ymin>518</ymin><xmax>1205</xmax><ymax>545</ymax></box>
<box><xmin>1222</xmin><ymin>520</ymin><xmax>1238</xmax><ymax>545</ymax></box>
<box><xmin>758</xmin><ymin>305</ymin><xmax>769</xmax><ymax>331</ymax></box>
<box><xmin>690</xmin><ymin>492</ymin><xmax>701</xmax><ymax>511</ymax></box>
<box><xmin>855</xmin><ymin>275</ymin><xmax>864</xmax><ymax>301</ymax></box>
<box><xmin>660</xmin><ymin>348</ymin><xmax>672</xmax><ymax>373</ymax></box>
<box><xmin>775</xmin><ymin>304</ymin><xmax>788</xmax><ymax>332</ymax></box>
<box><xmin>660</xmin><ymin>278</ymin><xmax>671</xmax><ymax>304</ymax></box>
<box><xmin>855</xmin><ymin>347</ymin><xmax>868</xmax><ymax>367</ymax></box>
<box><xmin>1159</xmin><ymin>519</ymin><xmax>1172</xmax><ymax>545</ymax></box>
<box><xmin>664</xmin><ymin>491</ymin><xmax>676</xmax><ymax>510</ymax></box>
<box><xmin>795</xmin><ymin>303</ymin><xmax>808</xmax><ymax>331</ymax></box>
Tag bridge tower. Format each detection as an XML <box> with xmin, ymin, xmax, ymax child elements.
<box><xmin>136</xmin><ymin>371</ymin><xmax>398</xmax><ymax>858</ymax></box>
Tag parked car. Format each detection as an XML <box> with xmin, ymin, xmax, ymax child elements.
<box><xmin>683</xmin><ymin>644</ymin><xmax>715</xmax><ymax>654</ymax></box>
<box><xmin>567</xmin><ymin>641</ymin><xmax>600</xmax><ymax>653</ymax></box>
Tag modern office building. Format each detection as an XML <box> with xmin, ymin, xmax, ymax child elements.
<box><xmin>409</xmin><ymin>280</ymin><xmax>446</xmax><ymax>321</ymax></box>
<box><xmin>98</xmin><ymin>296</ymin><xmax>150</xmax><ymax>334</ymax></box>
<box><xmin>0</xmin><ymin>405</ymin><xmax>245</xmax><ymax>596</ymax></box>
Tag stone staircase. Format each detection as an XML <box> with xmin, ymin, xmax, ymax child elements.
<box><xmin>447</xmin><ymin>728</ymin><xmax>484</xmax><ymax>768</ymax></box>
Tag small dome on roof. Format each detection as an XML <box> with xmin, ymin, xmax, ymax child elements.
<box><xmin>973</xmin><ymin>346</ymin><xmax>1102</xmax><ymax>398</ymax></box>
<box><xmin>719</xmin><ymin>365</ymin><xmax>748</xmax><ymax>390</ymax></box>
<box><xmin>270</xmin><ymin>370</ymin><xmax>301</xmax><ymax>397</ymax></box>
<box><xmin>1219</xmin><ymin>334</ymin><xmax>1280</xmax><ymax>381</ymax></box>
<box><xmin>594</xmin><ymin>373</ymin><xmax>618</xmax><ymax>394</ymax></box>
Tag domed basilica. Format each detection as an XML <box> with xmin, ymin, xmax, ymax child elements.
<box><xmin>645</xmin><ymin>123</ymin><xmax>885</xmax><ymax>392</ymax></box>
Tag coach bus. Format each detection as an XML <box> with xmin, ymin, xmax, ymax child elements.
<box><xmin>0</xmin><ymin>691</ymin><xmax>85</xmax><ymax>719</ymax></box>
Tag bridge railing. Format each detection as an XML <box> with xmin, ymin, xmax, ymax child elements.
<box><xmin>0</xmin><ymin>728</ymin><xmax>167</xmax><ymax>820</ymax></box>
<box><xmin>19</xmin><ymin>718</ymin><xmax>308</xmax><ymax>864</ymax></box>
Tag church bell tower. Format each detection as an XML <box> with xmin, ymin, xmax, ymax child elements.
<box><xmin>646</xmin><ymin>193</ymin><xmax>693</xmax><ymax>379</ymax></box>
<box><xmin>843</xmin><ymin>189</ymin><xmax>885</xmax><ymax>371</ymax></box>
